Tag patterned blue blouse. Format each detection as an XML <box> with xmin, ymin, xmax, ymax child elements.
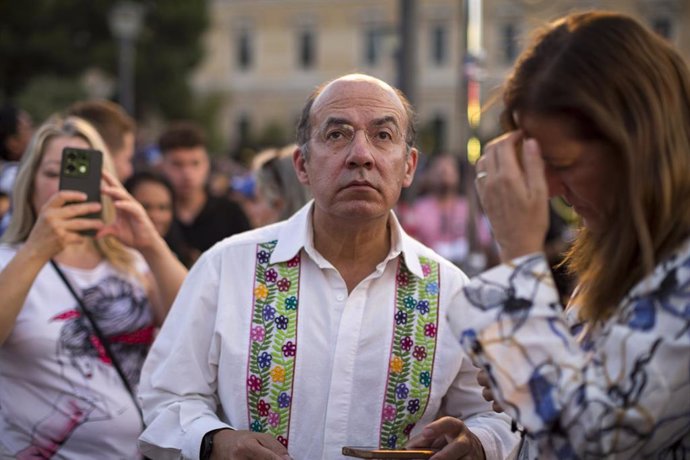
<box><xmin>454</xmin><ymin>237</ymin><xmax>690</xmax><ymax>459</ymax></box>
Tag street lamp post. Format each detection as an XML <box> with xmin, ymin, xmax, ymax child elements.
<box><xmin>398</xmin><ymin>0</ymin><xmax>418</xmax><ymax>106</ymax></box>
<box><xmin>108</xmin><ymin>1</ymin><xmax>144</xmax><ymax>115</ymax></box>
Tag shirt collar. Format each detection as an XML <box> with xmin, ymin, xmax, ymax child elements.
<box><xmin>270</xmin><ymin>200</ymin><xmax>427</xmax><ymax>279</ymax></box>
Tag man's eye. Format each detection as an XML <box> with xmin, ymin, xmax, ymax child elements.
<box><xmin>375</xmin><ymin>131</ymin><xmax>393</xmax><ymax>141</ymax></box>
<box><xmin>326</xmin><ymin>129</ymin><xmax>352</xmax><ymax>142</ymax></box>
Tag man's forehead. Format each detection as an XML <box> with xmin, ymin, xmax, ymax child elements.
<box><xmin>311</xmin><ymin>75</ymin><xmax>406</xmax><ymax>124</ymax></box>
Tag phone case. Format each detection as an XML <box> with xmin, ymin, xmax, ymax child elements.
<box><xmin>59</xmin><ymin>147</ymin><xmax>103</xmax><ymax>234</ymax></box>
<box><xmin>342</xmin><ymin>446</ymin><xmax>437</xmax><ymax>459</ymax></box>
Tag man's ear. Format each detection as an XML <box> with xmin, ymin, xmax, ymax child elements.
<box><xmin>293</xmin><ymin>146</ymin><xmax>310</xmax><ymax>186</ymax></box>
<box><xmin>402</xmin><ymin>147</ymin><xmax>418</xmax><ymax>188</ymax></box>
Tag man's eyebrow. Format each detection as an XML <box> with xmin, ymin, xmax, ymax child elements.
<box><xmin>321</xmin><ymin>117</ymin><xmax>351</xmax><ymax>130</ymax></box>
<box><xmin>372</xmin><ymin>116</ymin><xmax>400</xmax><ymax>128</ymax></box>
<box><xmin>317</xmin><ymin>115</ymin><xmax>401</xmax><ymax>132</ymax></box>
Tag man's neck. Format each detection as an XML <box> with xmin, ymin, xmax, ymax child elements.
<box><xmin>176</xmin><ymin>189</ymin><xmax>207</xmax><ymax>224</ymax></box>
<box><xmin>312</xmin><ymin>211</ymin><xmax>392</xmax><ymax>293</ymax></box>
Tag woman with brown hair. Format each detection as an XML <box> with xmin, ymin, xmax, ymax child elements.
<box><xmin>409</xmin><ymin>11</ymin><xmax>690</xmax><ymax>458</ymax></box>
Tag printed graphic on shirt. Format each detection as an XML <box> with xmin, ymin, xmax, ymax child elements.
<box><xmin>14</xmin><ymin>275</ymin><xmax>153</xmax><ymax>459</ymax></box>
<box><xmin>460</xmin><ymin>248</ymin><xmax>690</xmax><ymax>459</ymax></box>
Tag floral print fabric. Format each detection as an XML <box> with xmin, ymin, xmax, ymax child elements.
<box><xmin>456</xmin><ymin>239</ymin><xmax>690</xmax><ymax>458</ymax></box>
<box><xmin>247</xmin><ymin>241</ymin><xmax>301</xmax><ymax>447</ymax></box>
<box><xmin>380</xmin><ymin>257</ymin><xmax>440</xmax><ymax>449</ymax></box>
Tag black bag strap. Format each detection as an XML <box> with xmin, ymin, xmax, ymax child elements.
<box><xmin>50</xmin><ymin>259</ymin><xmax>144</xmax><ymax>424</ymax></box>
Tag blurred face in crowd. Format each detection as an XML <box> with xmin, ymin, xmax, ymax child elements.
<box><xmin>245</xmin><ymin>184</ymin><xmax>283</xmax><ymax>229</ymax></box>
<box><xmin>6</xmin><ymin>110</ymin><xmax>34</xmax><ymax>161</ymax></box>
<box><xmin>295</xmin><ymin>76</ymin><xmax>417</xmax><ymax>223</ymax></box>
<box><xmin>32</xmin><ymin>135</ymin><xmax>90</xmax><ymax>213</ymax></box>
<box><xmin>521</xmin><ymin>113</ymin><xmax>618</xmax><ymax>232</ymax></box>
<box><xmin>161</xmin><ymin>147</ymin><xmax>209</xmax><ymax>197</ymax></box>
<box><xmin>111</xmin><ymin>132</ymin><xmax>135</xmax><ymax>181</ymax></box>
<box><xmin>429</xmin><ymin>155</ymin><xmax>459</xmax><ymax>196</ymax></box>
<box><xmin>130</xmin><ymin>180</ymin><xmax>174</xmax><ymax>236</ymax></box>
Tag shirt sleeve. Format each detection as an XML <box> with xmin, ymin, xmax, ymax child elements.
<box><xmin>440</xmin><ymin>346</ymin><xmax>521</xmax><ymax>459</ymax></box>
<box><xmin>454</xmin><ymin>252</ymin><xmax>690</xmax><ymax>457</ymax></box>
<box><xmin>441</xmin><ymin>264</ymin><xmax>521</xmax><ymax>459</ymax></box>
<box><xmin>138</xmin><ymin>251</ymin><xmax>232</xmax><ymax>460</ymax></box>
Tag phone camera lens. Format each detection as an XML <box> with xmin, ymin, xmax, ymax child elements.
<box><xmin>67</xmin><ymin>152</ymin><xmax>76</xmax><ymax>161</ymax></box>
<box><xmin>66</xmin><ymin>164</ymin><xmax>76</xmax><ymax>173</ymax></box>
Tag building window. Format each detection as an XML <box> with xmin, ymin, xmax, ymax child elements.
<box><xmin>365</xmin><ymin>28</ymin><xmax>382</xmax><ymax>66</ymax></box>
<box><xmin>431</xmin><ymin>24</ymin><xmax>448</xmax><ymax>66</ymax></box>
<box><xmin>431</xmin><ymin>114</ymin><xmax>447</xmax><ymax>154</ymax></box>
<box><xmin>652</xmin><ymin>17</ymin><xmax>672</xmax><ymax>39</ymax></box>
<box><xmin>502</xmin><ymin>23</ymin><xmax>518</xmax><ymax>64</ymax></box>
<box><xmin>237</xmin><ymin>114</ymin><xmax>251</xmax><ymax>147</ymax></box>
<box><xmin>236</xmin><ymin>28</ymin><xmax>252</xmax><ymax>70</ymax></box>
<box><xmin>298</xmin><ymin>29</ymin><xmax>316</xmax><ymax>69</ymax></box>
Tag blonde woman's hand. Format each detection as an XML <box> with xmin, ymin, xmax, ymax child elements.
<box><xmin>97</xmin><ymin>170</ymin><xmax>162</xmax><ymax>252</ymax></box>
<box><xmin>24</xmin><ymin>190</ymin><xmax>104</xmax><ymax>262</ymax></box>
<box><xmin>475</xmin><ymin>132</ymin><xmax>549</xmax><ymax>261</ymax></box>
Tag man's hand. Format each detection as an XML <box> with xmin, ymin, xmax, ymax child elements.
<box><xmin>406</xmin><ymin>416</ymin><xmax>485</xmax><ymax>460</ymax></box>
<box><xmin>210</xmin><ymin>429</ymin><xmax>292</xmax><ymax>460</ymax></box>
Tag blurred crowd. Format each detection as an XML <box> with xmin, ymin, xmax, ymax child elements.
<box><xmin>3</xmin><ymin>9</ymin><xmax>690</xmax><ymax>458</ymax></box>
<box><xmin>0</xmin><ymin>98</ymin><xmax>577</xmax><ymax>297</ymax></box>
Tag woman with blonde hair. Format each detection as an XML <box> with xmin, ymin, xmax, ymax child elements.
<box><xmin>409</xmin><ymin>11</ymin><xmax>690</xmax><ymax>458</ymax></box>
<box><xmin>0</xmin><ymin>115</ymin><xmax>186</xmax><ymax>458</ymax></box>
<box><xmin>244</xmin><ymin>144</ymin><xmax>312</xmax><ymax>228</ymax></box>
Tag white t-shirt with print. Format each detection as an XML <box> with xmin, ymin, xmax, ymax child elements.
<box><xmin>0</xmin><ymin>244</ymin><xmax>154</xmax><ymax>459</ymax></box>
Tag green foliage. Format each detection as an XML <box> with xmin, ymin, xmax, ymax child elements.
<box><xmin>194</xmin><ymin>90</ymin><xmax>232</xmax><ymax>155</ymax></box>
<box><xmin>0</xmin><ymin>0</ymin><xmax>207</xmax><ymax>121</ymax></box>
<box><xmin>16</xmin><ymin>76</ymin><xmax>87</xmax><ymax>124</ymax></box>
<box><xmin>136</xmin><ymin>1</ymin><xmax>208</xmax><ymax>118</ymax></box>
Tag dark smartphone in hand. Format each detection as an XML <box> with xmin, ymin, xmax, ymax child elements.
<box><xmin>59</xmin><ymin>147</ymin><xmax>103</xmax><ymax>235</ymax></box>
<box><xmin>342</xmin><ymin>446</ymin><xmax>438</xmax><ymax>459</ymax></box>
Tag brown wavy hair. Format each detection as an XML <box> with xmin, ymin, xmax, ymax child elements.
<box><xmin>501</xmin><ymin>11</ymin><xmax>690</xmax><ymax>321</ymax></box>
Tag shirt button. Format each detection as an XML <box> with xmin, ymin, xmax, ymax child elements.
<box><xmin>336</xmin><ymin>293</ymin><xmax>345</xmax><ymax>301</ymax></box>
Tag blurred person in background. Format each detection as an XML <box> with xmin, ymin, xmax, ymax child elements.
<box><xmin>400</xmin><ymin>153</ymin><xmax>496</xmax><ymax>275</ymax></box>
<box><xmin>125</xmin><ymin>170</ymin><xmax>192</xmax><ymax>267</ymax></box>
<box><xmin>243</xmin><ymin>144</ymin><xmax>312</xmax><ymax>228</ymax></box>
<box><xmin>66</xmin><ymin>99</ymin><xmax>136</xmax><ymax>182</ymax></box>
<box><xmin>158</xmin><ymin>121</ymin><xmax>250</xmax><ymax>266</ymax></box>
<box><xmin>0</xmin><ymin>104</ymin><xmax>34</xmax><ymax>235</ymax></box>
<box><xmin>0</xmin><ymin>115</ymin><xmax>187</xmax><ymax>458</ymax></box>
<box><xmin>414</xmin><ymin>11</ymin><xmax>690</xmax><ymax>458</ymax></box>
<box><xmin>0</xmin><ymin>191</ymin><xmax>9</xmax><ymax>224</ymax></box>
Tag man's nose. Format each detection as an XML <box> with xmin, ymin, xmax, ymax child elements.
<box><xmin>346</xmin><ymin>131</ymin><xmax>374</xmax><ymax>169</ymax></box>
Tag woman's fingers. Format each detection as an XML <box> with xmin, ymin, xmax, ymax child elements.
<box><xmin>476</xmin><ymin>369</ymin><xmax>489</xmax><ymax>387</ymax></box>
<box><xmin>522</xmin><ymin>138</ymin><xmax>548</xmax><ymax>199</ymax></box>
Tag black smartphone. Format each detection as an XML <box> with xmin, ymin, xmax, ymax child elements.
<box><xmin>59</xmin><ymin>147</ymin><xmax>103</xmax><ymax>235</ymax></box>
<box><xmin>342</xmin><ymin>446</ymin><xmax>438</xmax><ymax>459</ymax></box>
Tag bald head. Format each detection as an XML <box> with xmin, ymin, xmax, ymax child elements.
<box><xmin>296</xmin><ymin>74</ymin><xmax>416</xmax><ymax>158</ymax></box>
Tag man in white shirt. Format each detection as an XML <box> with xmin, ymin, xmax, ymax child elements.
<box><xmin>138</xmin><ymin>74</ymin><xmax>519</xmax><ymax>460</ymax></box>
